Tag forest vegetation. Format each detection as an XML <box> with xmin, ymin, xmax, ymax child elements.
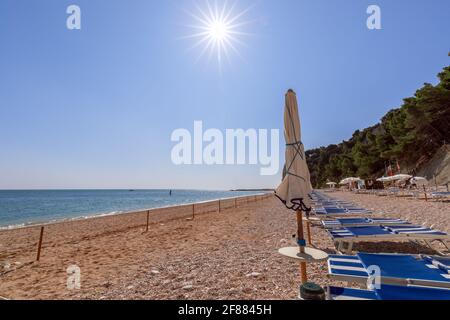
<box><xmin>306</xmin><ymin>65</ymin><xmax>450</xmax><ymax>188</ymax></box>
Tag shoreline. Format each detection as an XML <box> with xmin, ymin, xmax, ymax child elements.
<box><xmin>0</xmin><ymin>193</ymin><xmax>269</xmax><ymax>232</ymax></box>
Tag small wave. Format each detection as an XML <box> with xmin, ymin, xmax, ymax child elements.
<box><xmin>0</xmin><ymin>192</ymin><xmax>266</xmax><ymax>231</ymax></box>
<box><xmin>0</xmin><ymin>223</ymin><xmax>26</xmax><ymax>231</ymax></box>
<box><xmin>0</xmin><ymin>210</ymin><xmax>126</xmax><ymax>231</ymax></box>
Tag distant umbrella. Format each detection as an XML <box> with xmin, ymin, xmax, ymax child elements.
<box><xmin>411</xmin><ymin>177</ymin><xmax>428</xmax><ymax>186</ymax></box>
<box><xmin>392</xmin><ymin>174</ymin><xmax>413</xmax><ymax>181</ymax></box>
<box><xmin>340</xmin><ymin>177</ymin><xmax>362</xmax><ymax>185</ymax></box>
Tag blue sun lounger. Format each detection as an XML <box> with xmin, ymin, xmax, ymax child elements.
<box><xmin>314</xmin><ymin>207</ymin><xmax>372</xmax><ymax>218</ymax></box>
<box><xmin>431</xmin><ymin>192</ymin><xmax>450</xmax><ymax>201</ymax></box>
<box><xmin>322</xmin><ymin>218</ymin><xmax>410</xmax><ymax>229</ymax></box>
<box><xmin>328</xmin><ymin>253</ymin><xmax>450</xmax><ymax>288</ymax></box>
<box><xmin>327</xmin><ymin>284</ymin><xmax>450</xmax><ymax>300</ymax></box>
<box><xmin>328</xmin><ymin>225</ymin><xmax>449</xmax><ymax>253</ymax></box>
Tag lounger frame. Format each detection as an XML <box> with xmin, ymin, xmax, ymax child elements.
<box><xmin>327</xmin><ymin>254</ymin><xmax>450</xmax><ymax>289</ymax></box>
<box><xmin>322</xmin><ymin>218</ymin><xmax>409</xmax><ymax>229</ymax></box>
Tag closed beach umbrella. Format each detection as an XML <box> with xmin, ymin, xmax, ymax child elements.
<box><xmin>275</xmin><ymin>89</ymin><xmax>312</xmax><ymax>212</ymax></box>
<box><xmin>275</xmin><ymin>89</ymin><xmax>313</xmax><ymax>284</ymax></box>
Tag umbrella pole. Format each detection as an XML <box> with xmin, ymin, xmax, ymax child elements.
<box><xmin>306</xmin><ymin>221</ymin><xmax>312</xmax><ymax>245</ymax></box>
<box><xmin>296</xmin><ymin>210</ymin><xmax>307</xmax><ymax>283</ymax></box>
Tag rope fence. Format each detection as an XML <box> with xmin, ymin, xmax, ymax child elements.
<box><xmin>0</xmin><ymin>193</ymin><xmax>274</xmax><ymax>263</ymax></box>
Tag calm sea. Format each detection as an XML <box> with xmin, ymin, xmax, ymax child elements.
<box><xmin>0</xmin><ymin>190</ymin><xmax>262</xmax><ymax>229</ymax></box>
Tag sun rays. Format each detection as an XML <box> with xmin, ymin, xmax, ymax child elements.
<box><xmin>182</xmin><ymin>0</ymin><xmax>254</xmax><ymax>71</ymax></box>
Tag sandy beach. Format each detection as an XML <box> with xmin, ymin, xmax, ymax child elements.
<box><xmin>0</xmin><ymin>192</ymin><xmax>449</xmax><ymax>300</ymax></box>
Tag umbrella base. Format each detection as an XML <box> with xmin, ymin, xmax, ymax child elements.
<box><xmin>278</xmin><ymin>246</ymin><xmax>328</xmax><ymax>263</ymax></box>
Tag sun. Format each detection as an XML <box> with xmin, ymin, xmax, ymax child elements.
<box><xmin>183</xmin><ymin>0</ymin><xmax>253</xmax><ymax>70</ymax></box>
<box><xmin>209</xmin><ymin>21</ymin><xmax>229</xmax><ymax>40</ymax></box>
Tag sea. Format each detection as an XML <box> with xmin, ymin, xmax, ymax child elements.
<box><xmin>0</xmin><ymin>189</ymin><xmax>263</xmax><ymax>229</ymax></box>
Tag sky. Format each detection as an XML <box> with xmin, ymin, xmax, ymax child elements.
<box><xmin>0</xmin><ymin>0</ymin><xmax>449</xmax><ymax>190</ymax></box>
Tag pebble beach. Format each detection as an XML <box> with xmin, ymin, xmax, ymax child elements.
<box><xmin>0</xmin><ymin>191</ymin><xmax>449</xmax><ymax>300</ymax></box>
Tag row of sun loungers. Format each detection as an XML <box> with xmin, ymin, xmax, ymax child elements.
<box><xmin>432</xmin><ymin>192</ymin><xmax>450</xmax><ymax>201</ymax></box>
<box><xmin>309</xmin><ymin>191</ymin><xmax>450</xmax><ymax>300</ymax></box>
<box><xmin>311</xmin><ymin>195</ymin><xmax>372</xmax><ymax>218</ymax></box>
<box><xmin>357</xmin><ymin>188</ymin><xmax>450</xmax><ymax>202</ymax></box>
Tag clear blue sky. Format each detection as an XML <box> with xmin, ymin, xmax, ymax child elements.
<box><xmin>0</xmin><ymin>0</ymin><xmax>449</xmax><ymax>190</ymax></box>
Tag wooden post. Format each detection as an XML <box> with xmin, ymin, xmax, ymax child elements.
<box><xmin>218</xmin><ymin>200</ymin><xmax>221</xmax><ymax>213</ymax></box>
<box><xmin>192</xmin><ymin>204</ymin><xmax>195</xmax><ymax>220</ymax></box>
<box><xmin>36</xmin><ymin>226</ymin><xmax>44</xmax><ymax>261</ymax></box>
<box><xmin>145</xmin><ymin>210</ymin><xmax>150</xmax><ymax>233</ymax></box>
<box><xmin>296</xmin><ymin>210</ymin><xmax>307</xmax><ymax>283</ymax></box>
<box><xmin>235</xmin><ymin>198</ymin><xmax>237</xmax><ymax>208</ymax></box>
<box><xmin>424</xmin><ymin>185</ymin><xmax>428</xmax><ymax>202</ymax></box>
<box><xmin>306</xmin><ymin>220</ymin><xmax>312</xmax><ymax>245</ymax></box>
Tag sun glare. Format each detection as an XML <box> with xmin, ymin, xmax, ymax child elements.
<box><xmin>209</xmin><ymin>21</ymin><xmax>228</xmax><ymax>40</ymax></box>
<box><xmin>183</xmin><ymin>0</ymin><xmax>253</xmax><ymax>70</ymax></box>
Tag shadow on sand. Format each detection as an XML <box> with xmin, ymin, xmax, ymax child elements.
<box><xmin>353</xmin><ymin>241</ymin><xmax>443</xmax><ymax>255</ymax></box>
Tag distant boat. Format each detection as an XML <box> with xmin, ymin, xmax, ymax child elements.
<box><xmin>129</xmin><ymin>190</ymin><xmax>135</xmax><ymax>192</ymax></box>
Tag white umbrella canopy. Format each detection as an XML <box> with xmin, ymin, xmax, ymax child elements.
<box><xmin>411</xmin><ymin>177</ymin><xmax>428</xmax><ymax>186</ymax></box>
<box><xmin>393</xmin><ymin>174</ymin><xmax>413</xmax><ymax>181</ymax></box>
<box><xmin>340</xmin><ymin>177</ymin><xmax>362</xmax><ymax>185</ymax></box>
<box><xmin>377</xmin><ymin>176</ymin><xmax>400</xmax><ymax>182</ymax></box>
<box><xmin>378</xmin><ymin>176</ymin><xmax>396</xmax><ymax>182</ymax></box>
<box><xmin>275</xmin><ymin>89</ymin><xmax>312</xmax><ymax>212</ymax></box>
